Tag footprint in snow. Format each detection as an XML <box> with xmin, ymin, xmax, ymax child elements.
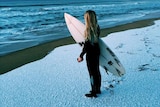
<box><xmin>138</xmin><ymin>64</ymin><xmax>150</xmax><ymax>71</ymax></box>
<box><xmin>115</xmin><ymin>43</ymin><xmax>124</xmax><ymax>49</ymax></box>
<box><xmin>103</xmin><ymin>76</ymin><xmax>125</xmax><ymax>95</ymax></box>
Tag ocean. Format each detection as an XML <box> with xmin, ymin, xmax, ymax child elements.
<box><xmin>0</xmin><ymin>0</ymin><xmax>160</xmax><ymax>55</ymax></box>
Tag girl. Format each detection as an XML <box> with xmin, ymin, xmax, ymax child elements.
<box><xmin>77</xmin><ymin>10</ymin><xmax>101</xmax><ymax>98</ymax></box>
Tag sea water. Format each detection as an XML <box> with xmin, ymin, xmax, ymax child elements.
<box><xmin>0</xmin><ymin>0</ymin><xmax>160</xmax><ymax>55</ymax></box>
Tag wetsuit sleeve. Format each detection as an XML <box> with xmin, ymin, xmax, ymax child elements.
<box><xmin>80</xmin><ymin>42</ymin><xmax>87</xmax><ymax>59</ymax></box>
<box><xmin>97</xmin><ymin>25</ymin><xmax>100</xmax><ymax>37</ymax></box>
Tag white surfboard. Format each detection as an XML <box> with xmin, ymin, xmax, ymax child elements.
<box><xmin>64</xmin><ymin>13</ymin><xmax>125</xmax><ymax>77</ymax></box>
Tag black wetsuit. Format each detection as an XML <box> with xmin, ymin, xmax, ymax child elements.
<box><xmin>79</xmin><ymin>26</ymin><xmax>101</xmax><ymax>93</ymax></box>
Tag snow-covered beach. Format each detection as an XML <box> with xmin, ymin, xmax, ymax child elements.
<box><xmin>0</xmin><ymin>20</ymin><xmax>160</xmax><ymax>107</ymax></box>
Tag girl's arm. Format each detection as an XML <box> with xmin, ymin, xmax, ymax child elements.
<box><xmin>77</xmin><ymin>42</ymin><xmax>87</xmax><ymax>62</ymax></box>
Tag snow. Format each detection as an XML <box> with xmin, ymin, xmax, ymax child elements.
<box><xmin>1</xmin><ymin>20</ymin><xmax>160</xmax><ymax>107</ymax></box>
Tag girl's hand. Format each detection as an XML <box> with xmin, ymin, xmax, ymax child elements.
<box><xmin>77</xmin><ymin>57</ymin><xmax>83</xmax><ymax>62</ymax></box>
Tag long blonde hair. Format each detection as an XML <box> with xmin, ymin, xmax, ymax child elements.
<box><xmin>84</xmin><ymin>10</ymin><xmax>99</xmax><ymax>43</ymax></box>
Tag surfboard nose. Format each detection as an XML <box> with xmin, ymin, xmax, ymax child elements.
<box><xmin>64</xmin><ymin>13</ymin><xmax>67</xmax><ymax>16</ymax></box>
<box><xmin>64</xmin><ymin>13</ymin><xmax>71</xmax><ymax>18</ymax></box>
<box><xmin>64</xmin><ymin>13</ymin><xmax>72</xmax><ymax>23</ymax></box>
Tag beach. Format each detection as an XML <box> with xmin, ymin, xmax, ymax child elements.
<box><xmin>1</xmin><ymin>1</ymin><xmax>160</xmax><ymax>107</ymax></box>
<box><xmin>0</xmin><ymin>17</ymin><xmax>159</xmax><ymax>74</ymax></box>
<box><xmin>0</xmin><ymin>18</ymin><xmax>160</xmax><ymax>107</ymax></box>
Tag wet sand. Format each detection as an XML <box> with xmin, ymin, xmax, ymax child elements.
<box><xmin>0</xmin><ymin>18</ymin><xmax>160</xmax><ymax>74</ymax></box>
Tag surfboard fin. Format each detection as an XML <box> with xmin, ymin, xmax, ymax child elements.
<box><xmin>103</xmin><ymin>66</ymin><xmax>109</xmax><ymax>75</ymax></box>
<box><xmin>114</xmin><ymin>58</ymin><xmax>121</xmax><ymax>66</ymax></box>
<box><xmin>106</xmin><ymin>48</ymin><xmax>115</xmax><ymax>57</ymax></box>
<box><xmin>115</xmin><ymin>68</ymin><xmax>122</xmax><ymax>76</ymax></box>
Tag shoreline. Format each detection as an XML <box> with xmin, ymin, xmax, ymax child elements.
<box><xmin>0</xmin><ymin>17</ymin><xmax>160</xmax><ymax>74</ymax></box>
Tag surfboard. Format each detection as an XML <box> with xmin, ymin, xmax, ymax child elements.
<box><xmin>64</xmin><ymin>13</ymin><xmax>125</xmax><ymax>77</ymax></box>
